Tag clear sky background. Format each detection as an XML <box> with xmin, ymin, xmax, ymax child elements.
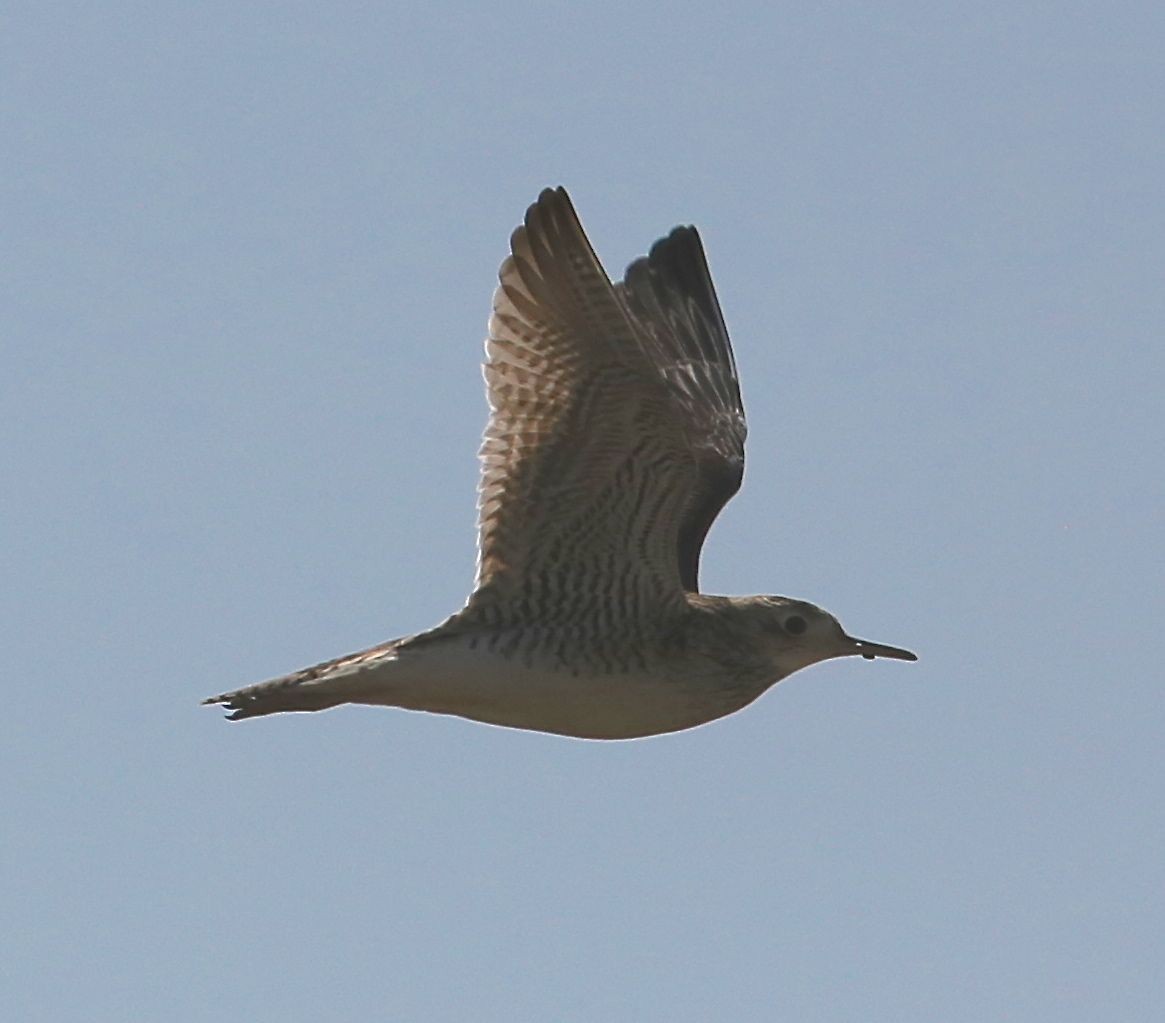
<box><xmin>4</xmin><ymin>3</ymin><xmax>1162</xmax><ymax>1020</ymax></box>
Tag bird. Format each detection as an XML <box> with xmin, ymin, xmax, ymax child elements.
<box><xmin>203</xmin><ymin>186</ymin><xmax>916</xmax><ymax>739</ymax></box>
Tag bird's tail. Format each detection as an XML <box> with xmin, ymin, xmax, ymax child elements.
<box><xmin>202</xmin><ymin>639</ymin><xmax>402</xmax><ymax>720</ymax></box>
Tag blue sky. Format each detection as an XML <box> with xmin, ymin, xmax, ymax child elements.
<box><xmin>4</xmin><ymin>2</ymin><xmax>1163</xmax><ymax>1019</ymax></box>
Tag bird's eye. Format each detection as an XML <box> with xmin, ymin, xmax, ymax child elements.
<box><xmin>783</xmin><ymin>615</ymin><xmax>807</xmax><ymax>636</ymax></box>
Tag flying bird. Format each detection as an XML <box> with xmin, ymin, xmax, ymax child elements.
<box><xmin>204</xmin><ymin>187</ymin><xmax>916</xmax><ymax>739</ymax></box>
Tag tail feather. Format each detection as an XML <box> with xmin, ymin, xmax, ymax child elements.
<box><xmin>201</xmin><ymin>677</ymin><xmax>343</xmax><ymax>720</ymax></box>
<box><xmin>203</xmin><ymin>639</ymin><xmax>402</xmax><ymax>721</ymax></box>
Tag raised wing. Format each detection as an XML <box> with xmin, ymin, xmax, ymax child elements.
<box><xmin>468</xmin><ymin>188</ymin><xmax>745</xmax><ymax>627</ymax></box>
<box><xmin>617</xmin><ymin>226</ymin><xmax>746</xmax><ymax>590</ymax></box>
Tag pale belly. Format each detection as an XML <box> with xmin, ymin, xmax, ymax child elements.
<box><xmin>345</xmin><ymin>633</ymin><xmax>758</xmax><ymax>740</ymax></box>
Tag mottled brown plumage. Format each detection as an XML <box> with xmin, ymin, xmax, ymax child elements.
<box><xmin>203</xmin><ymin>188</ymin><xmax>915</xmax><ymax>738</ymax></box>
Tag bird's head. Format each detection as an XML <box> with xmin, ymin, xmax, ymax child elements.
<box><xmin>743</xmin><ymin>596</ymin><xmax>917</xmax><ymax>675</ymax></box>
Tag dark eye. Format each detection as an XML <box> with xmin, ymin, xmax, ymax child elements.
<box><xmin>784</xmin><ymin>615</ymin><xmax>807</xmax><ymax>636</ymax></box>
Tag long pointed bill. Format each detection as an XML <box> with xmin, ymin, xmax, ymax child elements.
<box><xmin>845</xmin><ymin>636</ymin><xmax>918</xmax><ymax>662</ymax></box>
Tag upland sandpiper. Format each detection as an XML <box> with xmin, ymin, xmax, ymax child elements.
<box><xmin>204</xmin><ymin>187</ymin><xmax>916</xmax><ymax>739</ymax></box>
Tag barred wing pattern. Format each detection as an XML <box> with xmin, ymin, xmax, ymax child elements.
<box><xmin>470</xmin><ymin>188</ymin><xmax>746</xmax><ymax>626</ymax></box>
<box><xmin>618</xmin><ymin>226</ymin><xmax>746</xmax><ymax>589</ymax></box>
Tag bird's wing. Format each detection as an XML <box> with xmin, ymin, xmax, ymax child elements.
<box><xmin>617</xmin><ymin>226</ymin><xmax>746</xmax><ymax>590</ymax></box>
<box><xmin>468</xmin><ymin>188</ymin><xmax>745</xmax><ymax>626</ymax></box>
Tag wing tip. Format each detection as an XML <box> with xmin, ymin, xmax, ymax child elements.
<box><xmin>525</xmin><ymin>186</ymin><xmax>582</xmax><ymax>239</ymax></box>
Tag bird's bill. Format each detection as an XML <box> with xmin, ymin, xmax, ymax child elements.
<box><xmin>844</xmin><ymin>636</ymin><xmax>918</xmax><ymax>662</ymax></box>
